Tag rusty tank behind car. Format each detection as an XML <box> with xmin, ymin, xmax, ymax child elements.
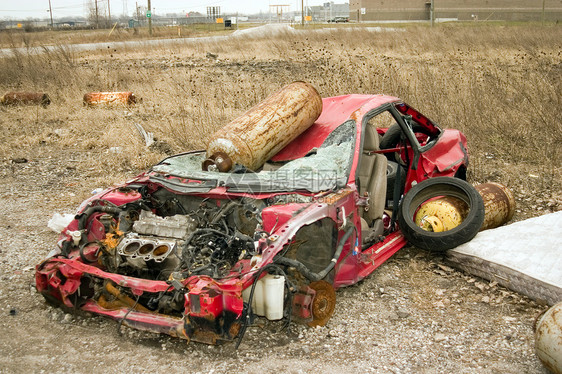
<box><xmin>475</xmin><ymin>182</ymin><xmax>516</xmax><ymax>231</ymax></box>
<box><xmin>412</xmin><ymin>182</ymin><xmax>515</xmax><ymax>233</ymax></box>
<box><xmin>203</xmin><ymin>81</ymin><xmax>322</xmax><ymax>172</ymax></box>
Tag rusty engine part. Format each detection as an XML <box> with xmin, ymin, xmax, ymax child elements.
<box><xmin>475</xmin><ymin>182</ymin><xmax>516</xmax><ymax>231</ymax></box>
<box><xmin>535</xmin><ymin>302</ymin><xmax>562</xmax><ymax>374</ymax></box>
<box><xmin>91</xmin><ymin>194</ymin><xmax>257</xmax><ymax>281</ymax></box>
<box><xmin>1</xmin><ymin>91</ymin><xmax>51</xmax><ymax>108</ymax></box>
<box><xmin>102</xmin><ymin>282</ymin><xmax>151</xmax><ymax>312</ymax></box>
<box><xmin>117</xmin><ymin>234</ymin><xmax>176</xmax><ymax>263</ymax></box>
<box><xmin>203</xmin><ymin>81</ymin><xmax>322</xmax><ymax>172</ymax></box>
<box><xmin>83</xmin><ymin>91</ymin><xmax>137</xmax><ymax>106</ymax></box>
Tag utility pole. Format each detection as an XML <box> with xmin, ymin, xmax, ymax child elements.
<box><xmin>95</xmin><ymin>0</ymin><xmax>99</xmax><ymax>28</ymax></box>
<box><xmin>301</xmin><ymin>0</ymin><xmax>304</xmax><ymax>26</ymax></box>
<box><xmin>48</xmin><ymin>0</ymin><xmax>54</xmax><ymax>28</ymax></box>
<box><xmin>430</xmin><ymin>0</ymin><xmax>434</xmax><ymax>26</ymax></box>
<box><xmin>542</xmin><ymin>0</ymin><xmax>546</xmax><ymax>24</ymax></box>
<box><xmin>108</xmin><ymin>0</ymin><xmax>111</xmax><ymax>24</ymax></box>
<box><xmin>147</xmin><ymin>0</ymin><xmax>152</xmax><ymax>36</ymax></box>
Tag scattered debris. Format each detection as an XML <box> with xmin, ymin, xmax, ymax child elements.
<box><xmin>132</xmin><ymin>122</ymin><xmax>154</xmax><ymax>147</ymax></box>
<box><xmin>1</xmin><ymin>91</ymin><xmax>51</xmax><ymax>108</ymax></box>
<box><xmin>109</xmin><ymin>146</ymin><xmax>123</xmax><ymax>154</ymax></box>
<box><xmin>447</xmin><ymin>211</ymin><xmax>562</xmax><ymax>306</ymax></box>
<box><xmin>83</xmin><ymin>91</ymin><xmax>137</xmax><ymax>106</ymax></box>
<box><xmin>535</xmin><ymin>302</ymin><xmax>562</xmax><ymax>373</ymax></box>
<box><xmin>47</xmin><ymin>213</ymin><xmax>75</xmax><ymax>233</ymax></box>
<box><xmin>397</xmin><ymin>309</ymin><xmax>410</xmax><ymax>318</ymax></box>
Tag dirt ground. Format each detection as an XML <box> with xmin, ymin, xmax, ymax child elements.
<box><xmin>0</xmin><ymin>25</ymin><xmax>560</xmax><ymax>373</ymax></box>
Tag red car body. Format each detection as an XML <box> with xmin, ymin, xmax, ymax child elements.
<box><xmin>36</xmin><ymin>94</ymin><xmax>468</xmax><ymax>344</ymax></box>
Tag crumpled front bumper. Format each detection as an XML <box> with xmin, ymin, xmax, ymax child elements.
<box><xmin>35</xmin><ymin>257</ymin><xmax>244</xmax><ymax>344</ymax></box>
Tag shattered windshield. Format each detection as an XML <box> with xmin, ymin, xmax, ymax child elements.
<box><xmin>151</xmin><ymin>121</ymin><xmax>356</xmax><ymax>193</ymax></box>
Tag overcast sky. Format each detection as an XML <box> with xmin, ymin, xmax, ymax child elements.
<box><xmin>0</xmin><ymin>0</ymin><xmax>334</xmax><ymax>19</ymax></box>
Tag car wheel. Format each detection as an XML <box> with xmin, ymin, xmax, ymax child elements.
<box><xmin>398</xmin><ymin>177</ymin><xmax>484</xmax><ymax>252</ymax></box>
<box><xmin>307</xmin><ymin>280</ymin><xmax>336</xmax><ymax>327</ymax></box>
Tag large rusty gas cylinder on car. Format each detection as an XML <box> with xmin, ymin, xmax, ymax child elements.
<box><xmin>475</xmin><ymin>182</ymin><xmax>515</xmax><ymax>231</ymax></box>
<box><xmin>203</xmin><ymin>81</ymin><xmax>322</xmax><ymax>172</ymax></box>
<box><xmin>83</xmin><ymin>91</ymin><xmax>137</xmax><ymax>106</ymax></box>
<box><xmin>1</xmin><ymin>91</ymin><xmax>51</xmax><ymax>107</ymax></box>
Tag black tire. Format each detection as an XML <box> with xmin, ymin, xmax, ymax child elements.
<box><xmin>379</xmin><ymin>123</ymin><xmax>404</xmax><ymax>150</ymax></box>
<box><xmin>379</xmin><ymin>123</ymin><xmax>434</xmax><ymax>150</ymax></box>
<box><xmin>398</xmin><ymin>177</ymin><xmax>485</xmax><ymax>252</ymax></box>
<box><xmin>386</xmin><ymin>161</ymin><xmax>406</xmax><ymax>199</ymax></box>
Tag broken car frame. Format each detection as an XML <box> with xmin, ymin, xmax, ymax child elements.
<box><xmin>36</xmin><ymin>90</ymin><xmax>477</xmax><ymax>346</ymax></box>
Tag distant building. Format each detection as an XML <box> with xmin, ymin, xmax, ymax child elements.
<box><xmin>307</xmin><ymin>2</ymin><xmax>350</xmax><ymax>22</ymax></box>
<box><xmin>349</xmin><ymin>0</ymin><xmax>561</xmax><ymax>22</ymax></box>
<box><xmin>0</xmin><ymin>20</ymin><xmax>88</xmax><ymax>30</ymax></box>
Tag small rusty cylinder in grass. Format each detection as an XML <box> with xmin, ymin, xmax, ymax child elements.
<box><xmin>83</xmin><ymin>91</ymin><xmax>137</xmax><ymax>106</ymax></box>
<box><xmin>0</xmin><ymin>92</ymin><xmax>51</xmax><ymax>108</ymax></box>
<box><xmin>203</xmin><ymin>81</ymin><xmax>323</xmax><ymax>172</ymax></box>
<box><xmin>475</xmin><ymin>182</ymin><xmax>516</xmax><ymax>231</ymax></box>
<box><xmin>535</xmin><ymin>302</ymin><xmax>562</xmax><ymax>374</ymax></box>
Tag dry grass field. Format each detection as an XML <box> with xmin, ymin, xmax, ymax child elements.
<box><xmin>0</xmin><ymin>24</ymin><xmax>560</xmax><ymax>372</ymax></box>
<box><xmin>1</xmin><ymin>25</ymin><xmax>560</xmax><ymax>205</ymax></box>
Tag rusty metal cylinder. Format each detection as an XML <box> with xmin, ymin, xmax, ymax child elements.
<box><xmin>203</xmin><ymin>81</ymin><xmax>323</xmax><ymax>172</ymax></box>
<box><xmin>475</xmin><ymin>182</ymin><xmax>516</xmax><ymax>231</ymax></box>
<box><xmin>1</xmin><ymin>91</ymin><xmax>50</xmax><ymax>107</ymax></box>
<box><xmin>83</xmin><ymin>91</ymin><xmax>136</xmax><ymax>106</ymax></box>
<box><xmin>535</xmin><ymin>302</ymin><xmax>562</xmax><ymax>374</ymax></box>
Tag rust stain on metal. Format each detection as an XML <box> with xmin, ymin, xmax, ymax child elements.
<box><xmin>475</xmin><ymin>182</ymin><xmax>516</xmax><ymax>231</ymax></box>
<box><xmin>1</xmin><ymin>92</ymin><xmax>51</xmax><ymax>107</ymax></box>
<box><xmin>323</xmin><ymin>189</ymin><xmax>353</xmax><ymax>205</ymax></box>
<box><xmin>98</xmin><ymin>294</ymin><xmax>128</xmax><ymax>310</ymax></box>
<box><xmin>307</xmin><ymin>280</ymin><xmax>336</xmax><ymax>327</ymax></box>
<box><xmin>104</xmin><ymin>282</ymin><xmax>150</xmax><ymax>312</ymax></box>
<box><xmin>83</xmin><ymin>91</ymin><xmax>137</xmax><ymax>106</ymax></box>
<box><xmin>204</xmin><ymin>81</ymin><xmax>322</xmax><ymax>172</ymax></box>
<box><xmin>228</xmin><ymin>321</ymin><xmax>241</xmax><ymax>338</ymax></box>
<box><xmin>535</xmin><ymin>302</ymin><xmax>562</xmax><ymax>374</ymax></box>
<box><xmin>102</xmin><ymin>232</ymin><xmax>123</xmax><ymax>250</ymax></box>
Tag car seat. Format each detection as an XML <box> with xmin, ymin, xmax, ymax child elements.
<box><xmin>358</xmin><ymin>123</ymin><xmax>388</xmax><ymax>226</ymax></box>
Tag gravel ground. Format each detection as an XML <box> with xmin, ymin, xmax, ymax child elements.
<box><xmin>0</xmin><ymin>153</ymin><xmax>552</xmax><ymax>373</ymax></box>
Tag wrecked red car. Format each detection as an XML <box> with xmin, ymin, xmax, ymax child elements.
<box><xmin>36</xmin><ymin>85</ymin><xmax>483</xmax><ymax>345</ymax></box>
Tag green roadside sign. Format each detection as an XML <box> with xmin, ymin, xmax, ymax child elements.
<box><xmin>146</xmin><ymin>11</ymin><xmax>151</xmax><ymax>18</ymax></box>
